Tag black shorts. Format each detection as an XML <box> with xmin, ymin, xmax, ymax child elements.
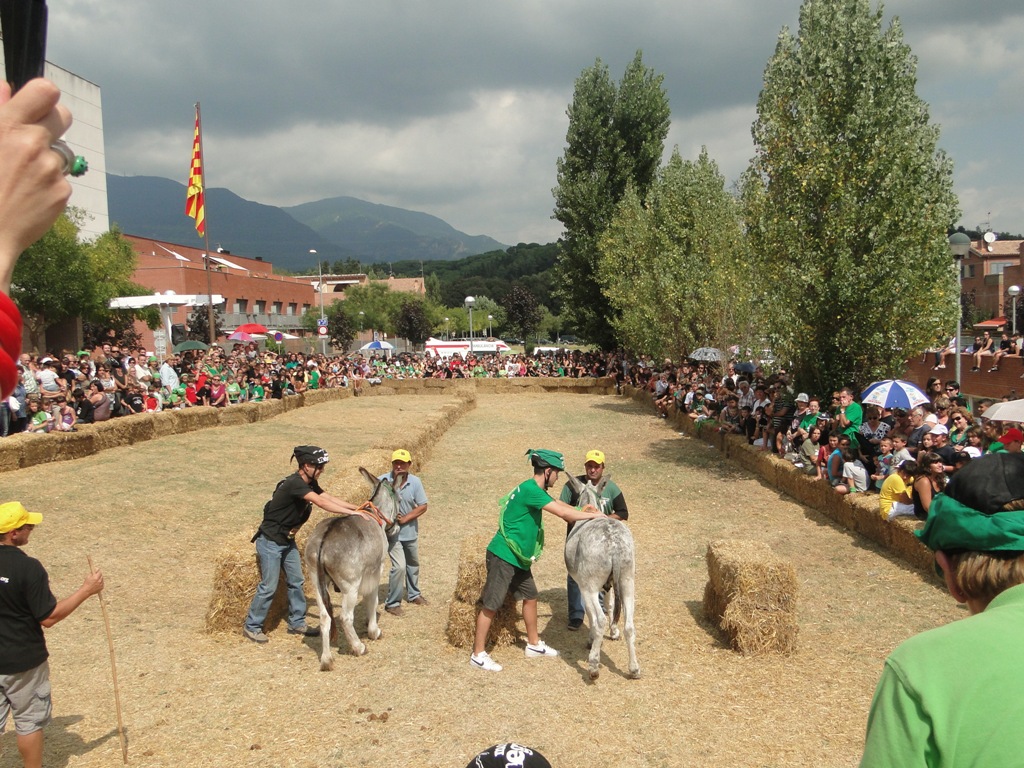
<box><xmin>477</xmin><ymin>550</ymin><xmax>537</xmax><ymax>611</ymax></box>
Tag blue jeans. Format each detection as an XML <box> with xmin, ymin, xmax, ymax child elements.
<box><xmin>386</xmin><ymin>536</ymin><xmax>420</xmax><ymax>608</ymax></box>
<box><xmin>244</xmin><ymin>535</ymin><xmax>307</xmax><ymax>632</ymax></box>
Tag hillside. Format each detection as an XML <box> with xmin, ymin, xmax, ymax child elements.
<box><xmin>285</xmin><ymin>196</ymin><xmax>506</xmax><ymax>263</ymax></box>
<box><xmin>107</xmin><ymin>176</ymin><xmax>508</xmax><ymax>270</ymax></box>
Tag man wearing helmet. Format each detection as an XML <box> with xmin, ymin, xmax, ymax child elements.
<box><xmin>243</xmin><ymin>445</ymin><xmax>362</xmax><ymax>644</ymax></box>
<box><xmin>559</xmin><ymin>449</ymin><xmax>629</xmax><ymax>631</ymax></box>
<box><xmin>380</xmin><ymin>449</ymin><xmax>429</xmax><ymax>617</ymax></box>
<box><xmin>470</xmin><ymin>449</ymin><xmax>604</xmax><ymax>672</ymax></box>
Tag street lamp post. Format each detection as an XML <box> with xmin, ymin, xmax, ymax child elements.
<box><xmin>949</xmin><ymin>233</ymin><xmax>972</xmax><ymax>382</ymax></box>
<box><xmin>487</xmin><ymin>314</ymin><xmax>493</xmax><ymax>337</ymax></box>
<box><xmin>359</xmin><ymin>311</ymin><xmax>365</xmax><ymax>332</ymax></box>
<box><xmin>465</xmin><ymin>296</ymin><xmax>476</xmax><ymax>353</ymax></box>
<box><xmin>1009</xmin><ymin>285</ymin><xmax>1021</xmax><ymax>335</ymax></box>
<box><xmin>444</xmin><ymin>317</ymin><xmax>450</xmax><ymax>340</ymax></box>
<box><xmin>311</xmin><ymin>249</ymin><xmax>327</xmax><ymax>355</ymax></box>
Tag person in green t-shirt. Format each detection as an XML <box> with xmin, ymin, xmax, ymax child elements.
<box><xmin>470</xmin><ymin>449</ymin><xmax>603</xmax><ymax>673</ymax></box>
<box><xmin>861</xmin><ymin>453</ymin><xmax>1024</xmax><ymax>767</ymax></box>
<box><xmin>836</xmin><ymin>387</ymin><xmax>863</xmax><ymax>448</ymax></box>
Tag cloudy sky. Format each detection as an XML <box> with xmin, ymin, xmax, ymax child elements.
<box><xmin>47</xmin><ymin>0</ymin><xmax>1024</xmax><ymax>246</ymax></box>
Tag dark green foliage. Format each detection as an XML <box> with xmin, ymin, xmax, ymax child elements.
<box><xmin>743</xmin><ymin>0</ymin><xmax>959</xmax><ymax>396</ymax></box>
<box><xmin>501</xmin><ymin>284</ymin><xmax>543</xmax><ymax>341</ymax></box>
<box><xmin>328</xmin><ymin>308</ymin><xmax>356</xmax><ymax>351</ymax></box>
<box><xmin>553</xmin><ymin>51</ymin><xmax>671</xmax><ymax>349</ymax></box>
<box><xmin>187</xmin><ymin>304</ymin><xmax>225</xmax><ymax>344</ymax></box>
<box><xmin>395</xmin><ymin>298</ymin><xmax>433</xmax><ymax>346</ymax></box>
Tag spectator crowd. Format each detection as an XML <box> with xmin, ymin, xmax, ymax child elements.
<box><xmin>0</xmin><ymin>342</ymin><xmax>615</xmax><ymax>436</ymax></box>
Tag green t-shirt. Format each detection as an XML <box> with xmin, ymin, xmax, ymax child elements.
<box><xmin>842</xmin><ymin>401</ymin><xmax>863</xmax><ymax>446</ymax></box>
<box><xmin>861</xmin><ymin>583</ymin><xmax>1024</xmax><ymax>767</ymax></box>
<box><xmin>487</xmin><ymin>478</ymin><xmax>553</xmax><ymax>569</ymax></box>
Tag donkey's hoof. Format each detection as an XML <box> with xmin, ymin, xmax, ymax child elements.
<box><xmin>609</xmin><ymin>627</ymin><xmax>621</xmax><ymax>640</ymax></box>
<box><xmin>319</xmin><ymin>659</ymin><xmax>334</xmax><ymax>672</ymax></box>
<box><xmin>589</xmin><ymin>668</ymin><xmax>600</xmax><ymax>681</ymax></box>
<box><xmin>629</xmin><ymin>667</ymin><xmax>642</xmax><ymax>680</ymax></box>
<box><xmin>351</xmin><ymin>642</ymin><xmax>367</xmax><ymax>656</ymax></box>
<box><xmin>368</xmin><ymin>627</ymin><xmax>382</xmax><ymax>641</ymax></box>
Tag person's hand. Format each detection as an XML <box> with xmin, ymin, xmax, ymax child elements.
<box><xmin>0</xmin><ymin>78</ymin><xmax>74</xmax><ymax>293</ymax></box>
<box><xmin>83</xmin><ymin>569</ymin><xmax>104</xmax><ymax>596</ymax></box>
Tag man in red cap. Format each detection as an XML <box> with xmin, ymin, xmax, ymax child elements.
<box><xmin>987</xmin><ymin>427</ymin><xmax>1023</xmax><ymax>454</ymax></box>
<box><xmin>0</xmin><ymin>501</ymin><xmax>104</xmax><ymax>768</ymax></box>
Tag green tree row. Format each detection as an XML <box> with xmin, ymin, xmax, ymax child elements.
<box><xmin>554</xmin><ymin>0</ymin><xmax>960</xmax><ymax>396</ymax></box>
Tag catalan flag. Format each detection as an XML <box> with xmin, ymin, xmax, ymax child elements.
<box><xmin>185</xmin><ymin>105</ymin><xmax>206</xmax><ymax>237</ymax></box>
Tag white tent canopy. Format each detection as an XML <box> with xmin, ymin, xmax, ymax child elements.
<box><xmin>109</xmin><ymin>292</ymin><xmax>225</xmax><ymax>348</ymax></box>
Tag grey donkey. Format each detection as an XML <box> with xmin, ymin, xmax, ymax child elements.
<box><xmin>564</xmin><ymin>472</ymin><xmax>640</xmax><ymax>680</ymax></box>
<box><xmin>304</xmin><ymin>467</ymin><xmax>399</xmax><ymax>670</ymax></box>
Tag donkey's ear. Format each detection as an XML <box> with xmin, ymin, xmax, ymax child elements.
<box><xmin>358</xmin><ymin>467</ymin><xmax>377</xmax><ymax>487</ymax></box>
<box><xmin>566</xmin><ymin>473</ymin><xmax>583</xmax><ymax>494</ymax></box>
<box><xmin>597</xmin><ymin>472</ymin><xmax>610</xmax><ymax>491</ymax></box>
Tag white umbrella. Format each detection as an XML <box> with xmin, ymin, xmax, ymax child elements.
<box><xmin>360</xmin><ymin>340</ymin><xmax>395</xmax><ymax>351</ymax></box>
<box><xmin>980</xmin><ymin>399</ymin><xmax>1024</xmax><ymax>422</ymax></box>
<box><xmin>689</xmin><ymin>347</ymin><xmax>725</xmax><ymax>362</ymax></box>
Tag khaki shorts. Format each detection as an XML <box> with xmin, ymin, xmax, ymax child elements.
<box><xmin>0</xmin><ymin>661</ymin><xmax>52</xmax><ymax>736</ymax></box>
<box><xmin>478</xmin><ymin>550</ymin><xmax>537</xmax><ymax>612</ymax></box>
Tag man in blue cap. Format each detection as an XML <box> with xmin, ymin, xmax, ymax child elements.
<box><xmin>861</xmin><ymin>452</ymin><xmax>1024</xmax><ymax>766</ymax></box>
<box><xmin>470</xmin><ymin>449</ymin><xmax>603</xmax><ymax>672</ymax></box>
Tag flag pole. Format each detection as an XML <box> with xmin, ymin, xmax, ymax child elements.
<box><xmin>194</xmin><ymin>103</ymin><xmax>217</xmax><ymax>345</ymax></box>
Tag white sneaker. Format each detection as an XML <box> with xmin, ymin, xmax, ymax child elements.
<box><xmin>470</xmin><ymin>651</ymin><xmax>502</xmax><ymax>672</ymax></box>
<box><xmin>524</xmin><ymin>641</ymin><xmax>559</xmax><ymax>658</ymax></box>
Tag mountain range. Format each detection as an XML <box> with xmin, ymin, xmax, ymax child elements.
<box><xmin>106</xmin><ymin>175</ymin><xmax>507</xmax><ymax>271</ymax></box>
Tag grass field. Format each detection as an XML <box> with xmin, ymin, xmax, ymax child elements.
<box><xmin>0</xmin><ymin>393</ymin><xmax>959</xmax><ymax>767</ymax></box>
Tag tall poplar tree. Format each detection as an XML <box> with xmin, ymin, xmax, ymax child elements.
<box><xmin>599</xmin><ymin>148</ymin><xmax>753</xmax><ymax>361</ymax></box>
<box><xmin>743</xmin><ymin>0</ymin><xmax>959</xmax><ymax>396</ymax></box>
<box><xmin>553</xmin><ymin>51</ymin><xmax>670</xmax><ymax>349</ymax></box>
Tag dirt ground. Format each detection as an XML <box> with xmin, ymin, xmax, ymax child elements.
<box><xmin>0</xmin><ymin>393</ymin><xmax>961</xmax><ymax>768</ymax></box>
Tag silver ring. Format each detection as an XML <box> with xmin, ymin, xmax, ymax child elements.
<box><xmin>50</xmin><ymin>140</ymin><xmax>88</xmax><ymax>177</ymax></box>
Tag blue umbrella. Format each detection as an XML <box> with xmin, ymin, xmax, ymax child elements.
<box><xmin>860</xmin><ymin>379</ymin><xmax>930</xmax><ymax>410</ymax></box>
<box><xmin>360</xmin><ymin>340</ymin><xmax>395</xmax><ymax>351</ymax></box>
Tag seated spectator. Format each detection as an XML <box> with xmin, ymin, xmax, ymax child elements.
<box><xmin>912</xmin><ymin>452</ymin><xmax>946</xmax><ymax>520</ymax></box>
<box><xmin>88</xmin><ymin>380</ymin><xmax>112</xmax><ymax>422</ymax></box>
<box><xmin>752</xmin><ymin>406</ymin><xmax>770</xmax><ymax>448</ymax></box>
<box><xmin>795</xmin><ymin>425</ymin><xmax>822</xmax><ymax>473</ymax></box>
<box><xmin>840</xmin><ymin>447</ymin><xmax>869</xmax><ymax>495</ymax></box>
<box><xmin>825</xmin><ymin>433</ymin><xmax>845</xmax><ymax>487</ymax></box>
<box><xmin>961</xmin><ymin>426</ymin><xmax>985</xmax><ymax>458</ymax></box>
<box><xmin>53</xmin><ymin>396</ymin><xmax>77</xmax><ymax>432</ymax></box>
<box><xmin>718</xmin><ymin>395</ymin><xmax>743</xmax><ymax>435</ymax></box>
<box><xmin>891</xmin><ymin>433</ymin><xmax>913</xmax><ymax>464</ymax></box>
<box><xmin>970</xmin><ymin>331</ymin><xmax>994</xmax><ymax>372</ymax></box>
<box><xmin>987</xmin><ymin>332</ymin><xmax>1012</xmax><ymax>372</ymax></box>
<box><xmin>71</xmin><ymin>387</ymin><xmax>93</xmax><ymax>424</ymax></box>
<box><xmin>859</xmin><ymin>405</ymin><xmax>890</xmax><ymax>470</ymax></box>
<box><xmin>948</xmin><ymin>407</ymin><xmax>972</xmax><ymax>447</ymax></box>
<box><xmin>879</xmin><ymin>460</ymin><xmax>916</xmax><ymax>520</ymax></box>
<box><xmin>123</xmin><ymin>384</ymin><xmax>146</xmax><ymax>415</ymax></box>
<box><xmin>870</xmin><ymin>436</ymin><xmax>897</xmax><ymax>489</ymax></box>
<box><xmin>988</xmin><ymin>427</ymin><xmax>1023</xmax><ymax>454</ymax></box>
<box><xmin>929</xmin><ymin>425</ymin><xmax>959</xmax><ymax>473</ymax></box>
<box><xmin>26</xmin><ymin>398</ymin><xmax>52</xmax><ymax>433</ymax></box>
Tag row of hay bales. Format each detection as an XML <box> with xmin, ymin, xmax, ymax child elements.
<box><xmin>0</xmin><ymin>377</ymin><xmax>616</xmax><ymax>474</ymax></box>
<box><xmin>204</xmin><ymin>392</ymin><xmax>478</xmax><ymax>634</ymax></box>
<box><xmin>623</xmin><ymin>386</ymin><xmax>935</xmax><ymax>576</ymax></box>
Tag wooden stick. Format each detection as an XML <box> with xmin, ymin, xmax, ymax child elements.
<box><xmin>88</xmin><ymin>555</ymin><xmax>128</xmax><ymax>764</ymax></box>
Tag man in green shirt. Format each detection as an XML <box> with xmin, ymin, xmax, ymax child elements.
<box><xmin>470</xmin><ymin>449</ymin><xmax>602</xmax><ymax>672</ymax></box>
<box><xmin>559</xmin><ymin>449</ymin><xmax>628</xmax><ymax>631</ymax></box>
<box><xmin>861</xmin><ymin>453</ymin><xmax>1024</xmax><ymax>767</ymax></box>
<box><xmin>836</xmin><ymin>387</ymin><xmax>863</xmax><ymax>448</ymax></box>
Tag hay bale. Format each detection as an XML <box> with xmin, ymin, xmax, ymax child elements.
<box><xmin>51</xmin><ymin>430</ymin><xmax>96</xmax><ymax>462</ymax></box>
<box><xmin>0</xmin><ymin>434</ymin><xmax>23</xmax><ymax>472</ymax></box>
<box><xmin>218</xmin><ymin>402</ymin><xmax>261</xmax><ymax>427</ymax></box>
<box><xmin>445</xmin><ymin>535</ymin><xmax>521</xmax><ymax>649</ymax></box>
<box><xmin>174</xmin><ymin>406</ymin><xmax>221</xmax><ymax>432</ymax></box>
<box><xmin>703</xmin><ymin>539</ymin><xmax>798</xmax><ymax>655</ymax></box>
<box><xmin>152</xmin><ymin>410</ymin><xmax>179</xmax><ymax>437</ymax></box>
<box><xmin>205</xmin><ymin>540</ymin><xmax>288</xmax><ymax>634</ymax></box>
